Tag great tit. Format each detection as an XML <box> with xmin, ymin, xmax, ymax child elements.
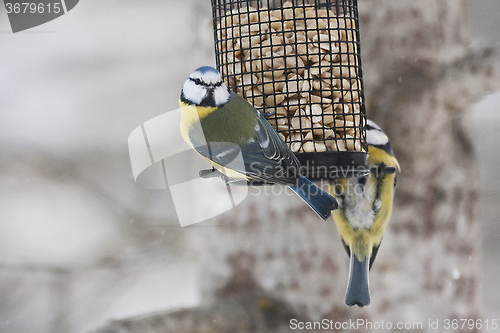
<box><xmin>329</xmin><ymin>120</ymin><xmax>400</xmax><ymax>307</ymax></box>
<box><xmin>179</xmin><ymin>66</ymin><xmax>338</xmax><ymax>220</ymax></box>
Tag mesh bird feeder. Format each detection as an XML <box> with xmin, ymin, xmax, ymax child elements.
<box><xmin>211</xmin><ymin>0</ymin><xmax>368</xmax><ymax>180</ymax></box>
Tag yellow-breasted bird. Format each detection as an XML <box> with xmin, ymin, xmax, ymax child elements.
<box><xmin>330</xmin><ymin>120</ymin><xmax>400</xmax><ymax>307</ymax></box>
<box><xmin>179</xmin><ymin>66</ymin><xmax>338</xmax><ymax>220</ymax></box>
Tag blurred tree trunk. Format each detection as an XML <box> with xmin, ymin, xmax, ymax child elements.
<box><xmin>94</xmin><ymin>0</ymin><xmax>500</xmax><ymax>332</ymax></box>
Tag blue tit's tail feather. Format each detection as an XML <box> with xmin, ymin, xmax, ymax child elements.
<box><xmin>345</xmin><ymin>253</ymin><xmax>370</xmax><ymax>307</ymax></box>
<box><xmin>289</xmin><ymin>175</ymin><xmax>338</xmax><ymax>220</ymax></box>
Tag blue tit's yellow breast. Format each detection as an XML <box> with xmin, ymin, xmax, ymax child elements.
<box><xmin>368</xmin><ymin>145</ymin><xmax>400</xmax><ymax>170</ymax></box>
<box><xmin>330</xmin><ymin>145</ymin><xmax>399</xmax><ymax>261</ymax></box>
<box><xmin>179</xmin><ymin>101</ymin><xmax>217</xmax><ymax>120</ymax></box>
<box><xmin>179</xmin><ymin>101</ymin><xmax>217</xmax><ymax>144</ymax></box>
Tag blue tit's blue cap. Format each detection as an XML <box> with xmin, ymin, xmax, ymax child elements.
<box><xmin>194</xmin><ymin>66</ymin><xmax>220</xmax><ymax>75</ymax></box>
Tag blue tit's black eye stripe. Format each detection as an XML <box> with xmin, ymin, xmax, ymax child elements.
<box><xmin>366</xmin><ymin>124</ymin><xmax>382</xmax><ymax>132</ymax></box>
<box><xmin>190</xmin><ymin>77</ymin><xmax>205</xmax><ymax>86</ymax></box>
<box><xmin>189</xmin><ymin>77</ymin><xmax>223</xmax><ymax>88</ymax></box>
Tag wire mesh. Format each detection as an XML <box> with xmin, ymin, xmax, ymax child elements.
<box><xmin>211</xmin><ymin>0</ymin><xmax>368</xmax><ymax>179</ymax></box>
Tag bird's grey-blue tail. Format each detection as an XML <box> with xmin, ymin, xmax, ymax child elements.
<box><xmin>345</xmin><ymin>253</ymin><xmax>370</xmax><ymax>307</ymax></box>
<box><xmin>289</xmin><ymin>175</ymin><xmax>338</xmax><ymax>220</ymax></box>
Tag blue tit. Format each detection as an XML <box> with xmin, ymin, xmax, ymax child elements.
<box><xmin>179</xmin><ymin>66</ymin><xmax>338</xmax><ymax>220</ymax></box>
<box><xmin>329</xmin><ymin>120</ymin><xmax>400</xmax><ymax>307</ymax></box>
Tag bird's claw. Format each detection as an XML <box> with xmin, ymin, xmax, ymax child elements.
<box><xmin>370</xmin><ymin>164</ymin><xmax>396</xmax><ymax>178</ymax></box>
<box><xmin>199</xmin><ymin>167</ymin><xmax>231</xmax><ymax>183</ymax></box>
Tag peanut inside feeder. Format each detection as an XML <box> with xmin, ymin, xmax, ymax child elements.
<box><xmin>213</xmin><ymin>0</ymin><xmax>368</xmax><ymax>179</ymax></box>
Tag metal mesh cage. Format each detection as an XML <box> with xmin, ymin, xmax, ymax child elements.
<box><xmin>211</xmin><ymin>0</ymin><xmax>368</xmax><ymax>179</ymax></box>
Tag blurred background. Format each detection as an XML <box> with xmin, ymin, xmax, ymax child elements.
<box><xmin>0</xmin><ymin>0</ymin><xmax>499</xmax><ymax>332</ymax></box>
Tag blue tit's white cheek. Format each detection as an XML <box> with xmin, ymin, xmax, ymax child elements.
<box><xmin>366</xmin><ymin>119</ymin><xmax>382</xmax><ymax>131</ymax></box>
<box><xmin>182</xmin><ymin>79</ymin><xmax>207</xmax><ymax>105</ymax></box>
<box><xmin>213</xmin><ymin>85</ymin><xmax>230</xmax><ymax>106</ymax></box>
<box><xmin>366</xmin><ymin>129</ymin><xmax>389</xmax><ymax>146</ymax></box>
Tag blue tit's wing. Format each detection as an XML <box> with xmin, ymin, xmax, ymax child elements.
<box><xmin>187</xmin><ymin>134</ymin><xmax>296</xmax><ymax>185</ymax></box>
<box><xmin>226</xmin><ymin>91</ymin><xmax>301</xmax><ymax>177</ymax></box>
<box><xmin>187</xmin><ymin>92</ymin><xmax>301</xmax><ymax>185</ymax></box>
<box><xmin>253</xmin><ymin>112</ymin><xmax>301</xmax><ymax>171</ymax></box>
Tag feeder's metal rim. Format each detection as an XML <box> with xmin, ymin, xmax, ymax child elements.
<box><xmin>198</xmin><ymin>149</ymin><xmax>399</xmax><ymax>186</ymax></box>
<box><xmin>294</xmin><ymin>151</ymin><xmax>367</xmax><ymax>181</ymax></box>
<box><xmin>198</xmin><ymin>165</ymin><xmax>396</xmax><ymax>186</ymax></box>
